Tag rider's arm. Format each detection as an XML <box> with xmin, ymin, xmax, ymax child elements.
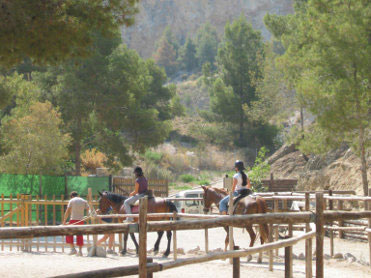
<box><xmin>232</xmin><ymin>177</ymin><xmax>238</xmax><ymax>192</ymax></box>
<box><xmin>63</xmin><ymin>207</ymin><xmax>71</xmax><ymax>225</ymax></box>
<box><xmin>130</xmin><ymin>182</ymin><xmax>140</xmax><ymax>197</ymax></box>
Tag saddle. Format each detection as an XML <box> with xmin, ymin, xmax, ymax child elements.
<box><xmin>232</xmin><ymin>188</ymin><xmax>253</xmax><ymax>207</ymax></box>
<box><xmin>130</xmin><ymin>190</ymin><xmax>164</xmax><ymax>214</ymax></box>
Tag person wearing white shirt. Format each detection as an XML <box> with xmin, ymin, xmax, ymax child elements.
<box><xmin>219</xmin><ymin>160</ymin><xmax>251</xmax><ymax>215</ymax></box>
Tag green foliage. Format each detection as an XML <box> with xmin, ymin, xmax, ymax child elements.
<box><xmin>178</xmin><ymin>38</ymin><xmax>198</xmax><ymax>72</ymax></box>
<box><xmin>144</xmin><ymin>150</ymin><xmax>163</xmax><ymax>163</ymax></box>
<box><xmin>179</xmin><ymin>174</ymin><xmax>196</xmax><ymax>183</ymax></box>
<box><xmin>153</xmin><ymin>27</ymin><xmax>179</xmax><ymax>76</ymax></box>
<box><xmin>195</xmin><ymin>23</ymin><xmax>219</xmax><ymax>69</ymax></box>
<box><xmin>271</xmin><ymin>0</ymin><xmax>370</xmax><ymax>193</ymax></box>
<box><xmin>249</xmin><ymin>147</ymin><xmax>270</xmax><ymax>192</ymax></box>
<box><xmin>0</xmin><ymin>101</ymin><xmax>71</xmax><ymax>176</ymax></box>
<box><xmin>0</xmin><ymin>0</ymin><xmax>139</xmax><ymax>67</ymax></box>
<box><xmin>34</xmin><ymin>34</ymin><xmax>180</xmax><ymax>173</ymax></box>
<box><xmin>208</xmin><ymin>15</ymin><xmax>265</xmax><ymax>147</ymax></box>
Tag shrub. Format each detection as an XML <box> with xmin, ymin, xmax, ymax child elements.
<box><xmin>179</xmin><ymin>174</ymin><xmax>196</xmax><ymax>183</ymax></box>
<box><xmin>142</xmin><ymin>160</ymin><xmax>174</xmax><ymax>181</ymax></box>
<box><xmin>144</xmin><ymin>150</ymin><xmax>163</xmax><ymax>163</ymax></box>
<box><xmin>249</xmin><ymin>147</ymin><xmax>270</xmax><ymax>192</ymax></box>
<box><xmin>81</xmin><ymin>148</ymin><xmax>107</xmax><ymax>176</ymax></box>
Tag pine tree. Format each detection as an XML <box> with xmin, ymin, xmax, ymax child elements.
<box><xmin>195</xmin><ymin>23</ymin><xmax>219</xmax><ymax>69</ymax></box>
<box><xmin>178</xmin><ymin>38</ymin><xmax>198</xmax><ymax>72</ymax></box>
<box><xmin>0</xmin><ymin>0</ymin><xmax>139</xmax><ymax>67</ymax></box>
<box><xmin>214</xmin><ymin>15</ymin><xmax>264</xmax><ymax>146</ymax></box>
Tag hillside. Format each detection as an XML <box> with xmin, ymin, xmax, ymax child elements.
<box><xmin>121</xmin><ymin>0</ymin><xmax>293</xmax><ymax>57</ymax></box>
<box><xmin>268</xmin><ymin>144</ymin><xmax>371</xmax><ymax>195</ymax></box>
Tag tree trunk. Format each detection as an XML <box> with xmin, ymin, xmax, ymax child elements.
<box><xmin>359</xmin><ymin>125</ymin><xmax>369</xmax><ymax>196</ymax></box>
<box><xmin>74</xmin><ymin>118</ymin><xmax>82</xmax><ymax>176</ymax></box>
<box><xmin>239</xmin><ymin>106</ymin><xmax>244</xmax><ymax>146</ymax></box>
<box><xmin>300</xmin><ymin>106</ymin><xmax>304</xmax><ymax>139</ymax></box>
<box><xmin>75</xmin><ymin>139</ymin><xmax>81</xmax><ymax>176</ymax></box>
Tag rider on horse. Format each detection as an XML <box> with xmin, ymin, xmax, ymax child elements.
<box><xmin>219</xmin><ymin>160</ymin><xmax>252</xmax><ymax>215</ymax></box>
<box><xmin>123</xmin><ymin>166</ymin><xmax>148</xmax><ymax>222</ymax></box>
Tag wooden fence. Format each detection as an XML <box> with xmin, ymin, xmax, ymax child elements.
<box><xmin>261</xmin><ymin>173</ymin><xmax>297</xmax><ymax>192</ymax></box>
<box><xmin>112</xmin><ymin>177</ymin><xmax>168</xmax><ymax>197</ymax></box>
<box><xmin>0</xmin><ymin>192</ymin><xmax>370</xmax><ymax>278</ymax></box>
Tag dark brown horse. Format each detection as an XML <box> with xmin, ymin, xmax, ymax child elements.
<box><xmin>201</xmin><ymin>186</ymin><xmax>269</xmax><ymax>262</ymax></box>
<box><xmin>98</xmin><ymin>191</ymin><xmax>177</xmax><ymax>257</ymax></box>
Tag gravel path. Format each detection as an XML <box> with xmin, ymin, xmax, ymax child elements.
<box><xmin>1</xmin><ymin>228</ymin><xmax>370</xmax><ymax>277</ymax></box>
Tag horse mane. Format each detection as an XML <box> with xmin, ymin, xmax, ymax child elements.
<box><xmin>212</xmin><ymin>187</ymin><xmax>228</xmax><ymax>196</ymax></box>
<box><xmin>103</xmin><ymin>191</ymin><xmax>127</xmax><ymax>204</ymax></box>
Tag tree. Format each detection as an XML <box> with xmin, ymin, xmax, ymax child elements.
<box><xmin>178</xmin><ymin>38</ymin><xmax>198</xmax><ymax>72</ymax></box>
<box><xmin>0</xmin><ymin>101</ymin><xmax>71</xmax><ymax>179</ymax></box>
<box><xmin>34</xmin><ymin>32</ymin><xmax>121</xmax><ymax>175</ymax></box>
<box><xmin>195</xmin><ymin>23</ymin><xmax>219</xmax><ymax>69</ymax></box>
<box><xmin>215</xmin><ymin>15</ymin><xmax>264</xmax><ymax>146</ymax></box>
<box><xmin>153</xmin><ymin>28</ymin><xmax>179</xmax><ymax>76</ymax></box>
<box><xmin>294</xmin><ymin>0</ymin><xmax>370</xmax><ymax>195</ymax></box>
<box><xmin>0</xmin><ymin>0</ymin><xmax>139</xmax><ymax>67</ymax></box>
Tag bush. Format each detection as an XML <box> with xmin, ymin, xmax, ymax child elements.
<box><xmin>179</xmin><ymin>174</ymin><xmax>196</xmax><ymax>183</ymax></box>
<box><xmin>249</xmin><ymin>147</ymin><xmax>270</xmax><ymax>192</ymax></box>
<box><xmin>144</xmin><ymin>150</ymin><xmax>163</xmax><ymax>163</ymax></box>
<box><xmin>197</xmin><ymin>179</ymin><xmax>210</xmax><ymax>185</ymax></box>
<box><xmin>142</xmin><ymin>160</ymin><xmax>174</xmax><ymax>181</ymax></box>
<box><xmin>81</xmin><ymin>148</ymin><xmax>107</xmax><ymax>176</ymax></box>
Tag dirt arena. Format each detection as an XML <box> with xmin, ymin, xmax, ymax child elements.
<box><xmin>1</xmin><ymin>228</ymin><xmax>370</xmax><ymax>277</ymax></box>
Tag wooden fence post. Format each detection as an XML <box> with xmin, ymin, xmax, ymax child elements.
<box><xmin>108</xmin><ymin>175</ymin><xmax>113</xmax><ymax>192</ymax></box>
<box><xmin>316</xmin><ymin>192</ymin><xmax>324</xmax><ymax>278</ymax></box>
<box><xmin>146</xmin><ymin>257</ymin><xmax>153</xmax><ymax>278</ymax></box>
<box><xmin>329</xmin><ymin>190</ymin><xmax>334</xmax><ymax>257</ymax></box>
<box><xmin>173</xmin><ymin>211</ymin><xmax>177</xmax><ymax>260</ymax></box>
<box><xmin>204</xmin><ymin>228</ymin><xmax>209</xmax><ymax>253</ymax></box>
<box><xmin>274</xmin><ymin>194</ymin><xmax>279</xmax><ymax>256</ymax></box>
<box><xmin>87</xmin><ymin>188</ymin><xmax>97</xmax><ymax>252</ymax></box>
<box><xmin>284</xmin><ymin>223</ymin><xmax>293</xmax><ymax>278</ymax></box>
<box><xmin>268</xmin><ymin>223</ymin><xmax>273</xmax><ymax>271</ymax></box>
<box><xmin>224</xmin><ymin>177</ymin><xmax>234</xmax><ymax>264</ymax></box>
<box><xmin>233</xmin><ymin>246</ymin><xmax>240</xmax><ymax>278</ymax></box>
<box><xmin>305</xmin><ymin>192</ymin><xmax>312</xmax><ymax>278</ymax></box>
<box><xmin>139</xmin><ymin>196</ymin><xmax>148</xmax><ymax>278</ymax></box>
<box><xmin>269</xmin><ymin>173</ymin><xmax>274</xmax><ymax>192</ymax></box>
<box><xmin>368</xmin><ymin>188</ymin><xmax>371</xmax><ymax>267</ymax></box>
<box><xmin>338</xmin><ymin>200</ymin><xmax>344</xmax><ymax>239</ymax></box>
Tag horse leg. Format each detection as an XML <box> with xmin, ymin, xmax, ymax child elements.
<box><xmin>154</xmin><ymin>231</ymin><xmax>164</xmax><ymax>255</ymax></box>
<box><xmin>121</xmin><ymin>232</ymin><xmax>128</xmax><ymax>255</ymax></box>
<box><xmin>246</xmin><ymin>225</ymin><xmax>256</xmax><ymax>262</ymax></box>
<box><xmin>224</xmin><ymin>226</ymin><xmax>229</xmax><ymax>252</ymax></box>
<box><xmin>130</xmin><ymin>232</ymin><xmax>139</xmax><ymax>255</ymax></box>
<box><xmin>163</xmin><ymin>230</ymin><xmax>172</xmax><ymax>257</ymax></box>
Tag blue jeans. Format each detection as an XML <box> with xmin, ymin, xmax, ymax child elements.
<box><xmin>124</xmin><ymin>193</ymin><xmax>145</xmax><ymax>221</ymax></box>
<box><xmin>219</xmin><ymin>191</ymin><xmax>239</xmax><ymax>213</ymax></box>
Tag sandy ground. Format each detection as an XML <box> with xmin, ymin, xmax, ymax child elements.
<box><xmin>0</xmin><ymin>228</ymin><xmax>370</xmax><ymax>278</ymax></box>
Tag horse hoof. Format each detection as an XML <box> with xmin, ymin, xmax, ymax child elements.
<box><xmin>247</xmin><ymin>255</ymin><xmax>252</xmax><ymax>262</ymax></box>
<box><xmin>121</xmin><ymin>250</ymin><xmax>127</xmax><ymax>256</ymax></box>
<box><xmin>162</xmin><ymin>252</ymin><xmax>169</xmax><ymax>258</ymax></box>
<box><xmin>154</xmin><ymin>250</ymin><xmax>159</xmax><ymax>255</ymax></box>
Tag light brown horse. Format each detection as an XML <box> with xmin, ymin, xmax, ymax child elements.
<box><xmin>201</xmin><ymin>186</ymin><xmax>269</xmax><ymax>262</ymax></box>
<box><xmin>98</xmin><ymin>191</ymin><xmax>177</xmax><ymax>257</ymax></box>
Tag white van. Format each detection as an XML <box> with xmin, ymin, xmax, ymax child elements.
<box><xmin>173</xmin><ymin>189</ymin><xmax>204</xmax><ymax>214</ymax></box>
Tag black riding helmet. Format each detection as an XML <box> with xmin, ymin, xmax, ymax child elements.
<box><xmin>133</xmin><ymin>166</ymin><xmax>143</xmax><ymax>176</ymax></box>
<box><xmin>234</xmin><ymin>160</ymin><xmax>246</xmax><ymax>171</ymax></box>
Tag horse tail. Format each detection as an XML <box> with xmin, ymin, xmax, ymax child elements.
<box><xmin>166</xmin><ymin>200</ymin><xmax>178</xmax><ymax>213</ymax></box>
<box><xmin>257</xmin><ymin>198</ymin><xmax>269</xmax><ymax>243</ymax></box>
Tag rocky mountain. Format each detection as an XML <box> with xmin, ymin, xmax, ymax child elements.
<box><xmin>121</xmin><ymin>0</ymin><xmax>293</xmax><ymax>57</ymax></box>
<box><xmin>268</xmin><ymin>144</ymin><xmax>371</xmax><ymax>195</ymax></box>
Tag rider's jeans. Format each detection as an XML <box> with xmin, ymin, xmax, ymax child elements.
<box><xmin>124</xmin><ymin>193</ymin><xmax>145</xmax><ymax>221</ymax></box>
<box><xmin>219</xmin><ymin>191</ymin><xmax>239</xmax><ymax>213</ymax></box>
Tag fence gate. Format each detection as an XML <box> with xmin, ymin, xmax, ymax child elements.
<box><xmin>112</xmin><ymin>177</ymin><xmax>169</xmax><ymax>197</ymax></box>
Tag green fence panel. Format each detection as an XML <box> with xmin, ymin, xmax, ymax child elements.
<box><xmin>67</xmin><ymin>176</ymin><xmax>109</xmax><ymax>197</ymax></box>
